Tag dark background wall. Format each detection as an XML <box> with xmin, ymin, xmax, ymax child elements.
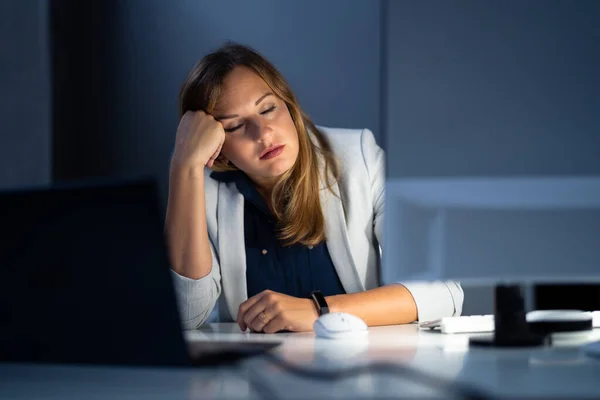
<box><xmin>0</xmin><ymin>0</ymin><xmax>51</xmax><ymax>189</ymax></box>
<box><xmin>386</xmin><ymin>0</ymin><xmax>600</xmax><ymax>179</ymax></box>
<box><xmin>51</xmin><ymin>1</ymin><xmax>120</xmax><ymax>182</ymax></box>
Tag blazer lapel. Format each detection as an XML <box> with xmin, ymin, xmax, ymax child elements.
<box><xmin>321</xmin><ymin>182</ymin><xmax>365</xmax><ymax>294</ymax></box>
<box><xmin>217</xmin><ymin>180</ymin><xmax>247</xmax><ymax>321</ymax></box>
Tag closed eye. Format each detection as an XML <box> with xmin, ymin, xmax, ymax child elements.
<box><xmin>261</xmin><ymin>106</ymin><xmax>276</xmax><ymax>115</ymax></box>
<box><xmin>224</xmin><ymin>106</ymin><xmax>275</xmax><ymax>133</ymax></box>
<box><xmin>224</xmin><ymin>124</ymin><xmax>243</xmax><ymax>133</ymax></box>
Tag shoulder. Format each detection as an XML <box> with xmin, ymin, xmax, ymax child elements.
<box><xmin>316</xmin><ymin>125</ymin><xmax>381</xmax><ymax>175</ymax></box>
<box><xmin>316</xmin><ymin>125</ymin><xmax>362</xmax><ymax>154</ymax></box>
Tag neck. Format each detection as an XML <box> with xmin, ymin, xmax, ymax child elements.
<box><xmin>248</xmin><ymin>175</ymin><xmax>277</xmax><ymax>207</ymax></box>
<box><xmin>256</xmin><ymin>185</ymin><xmax>273</xmax><ymax>207</ymax></box>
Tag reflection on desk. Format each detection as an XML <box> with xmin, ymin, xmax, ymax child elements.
<box><xmin>1</xmin><ymin>323</ymin><xmax>600</xmax><ymax>399</ymax></box>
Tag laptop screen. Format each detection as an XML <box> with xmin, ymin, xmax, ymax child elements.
<box><xmin>0</xmin><ymin>179</ymin><xmax>189</xmax><ymax>366</ymax></box>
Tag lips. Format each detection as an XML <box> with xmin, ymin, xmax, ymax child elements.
<box><xmin>260</xmin><ymin>144</ymin><xmax>285</xmax><ymax>160</ymax></box>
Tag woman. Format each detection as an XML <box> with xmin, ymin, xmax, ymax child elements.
<box><xmin>166</xmin><ymin>43</ymin><xmax>463</xmax><ymax>333</ymax></box>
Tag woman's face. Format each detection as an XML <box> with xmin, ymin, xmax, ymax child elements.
<box><xmin>213</xmin><ymin>66</ymin><xmax>299</xmax><ymax>189</ymax></box>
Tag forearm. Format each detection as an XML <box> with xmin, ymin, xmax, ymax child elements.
<box><xmin>326</xmin><ymin>284</ymin><xmax>417</xmax><ymax>326</ymax></box>
<box><xmin>165</xmin><ymin>165</ymin><xmax>212</xmax><ymax>280</ymax></box>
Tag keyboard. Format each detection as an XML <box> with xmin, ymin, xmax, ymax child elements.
<box><xmin>420</xmin><ymin>311</ymin><xmax>600</xmax><ymax>334</ymax></box>
<box><xmin>420</xmin><ymin>315</ymin><xmax>494</xmax><ymax>334</ymax></box>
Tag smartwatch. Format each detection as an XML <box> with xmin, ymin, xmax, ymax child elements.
<box><xmin>310</xmin><ymin>290</ymin><xmax>330</xmax><ymax>316</ymax></box>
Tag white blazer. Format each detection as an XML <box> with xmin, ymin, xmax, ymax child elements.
<box><xmin>171</xmin><ymin>127</ymin><xmax>463</xmax><ymax>329</ymax></box>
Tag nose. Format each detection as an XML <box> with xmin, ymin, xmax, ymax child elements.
<box><xmin>248</xmin><ymin>118</ymin><xmax>273</xmax><ymax>143</ymax></box>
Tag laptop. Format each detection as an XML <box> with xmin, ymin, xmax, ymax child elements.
<box><xmin>0</xmin><ymin>179</ymin><xmax>280</xmax><ymax>367</ymax></box>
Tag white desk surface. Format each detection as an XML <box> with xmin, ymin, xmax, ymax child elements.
<box><xmin>2</xmin><ymin>323</ymin><xmax>600</xmax><ymax>399</ymax></box>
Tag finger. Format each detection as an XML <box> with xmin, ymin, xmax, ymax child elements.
<box><xmin>207</xmin><ymin>146</ymin><xmax>220</xmax><ymax>168</ymax></box>
<box><xmin>248</xmin><ymin>309</ymin><xmax>272</xmax><ymax>333</ymax></box>
<box><xmin>244</xmin><ymin>295</ymin><xmax>274</xmax><ymax>332</ymax></box>
<box><xmin>238</xmin><ymin>291</ymin><xmax>269</xmax><ymax>331</ymax></box>
<box><xmin>249</xmin><ymin>303</ymin><xmax>282</xmax><ymax>333</ymax></box>
<box><xmin>212</xmin><ymin>142</ymin><xmax>224</xmax><ymax>163</ymax></box>
<box><xmin>263</xmin><ymin>314</ymin><xmax>289</xmax><ymax>334</ymax></box>
<box><xmin>238</xmin><ymin>293</ymin><xmax>264</xmax><ymax>330</ymax></box>
<box><xmin>207</xmin><ymin>140</ymin><xmax>223</xmax><ymax>169</ymax></box>
<box><xmin>209</xmin><ymin>142</ymin><xmax>222</xmax><ymax>162</ymax></box>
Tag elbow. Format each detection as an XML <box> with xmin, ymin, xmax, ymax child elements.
<box><xmin>171</xmin><ymin>270</ymin><xmax>220</xmax><ymax>330</ymax></box>
<box><xmin>178</xmin><ymin>296</ymin><xmax>218</xmax><ymax>330</ymax></box>
<box><xmin>180</xmin><ymin>309</ymin><xmax>213</xmax><ymax>330</ymax></box>
<box><xmin>401</xmin><ymin>280</ymin><xmax>464</xmax><ymax>322</ymax></box>
<box><xmin>180</xmin><ymin>318</ymin><xmax>203</xmax><ymax>331</ymax></box>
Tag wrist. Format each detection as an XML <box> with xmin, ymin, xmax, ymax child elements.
<box><xmin>324</xmin><ymin>295</ymin><xmax>342</xmax><ymax>314</ymax></box>
<box><xmin>170</xmin><ymin>161</ymin><xmax>206</xmax><ymax>181</ymax></box>
<box><xmin>306</xmin><ymin>298</ymin><xmax>319</xmax><ymax>319</ymax></box>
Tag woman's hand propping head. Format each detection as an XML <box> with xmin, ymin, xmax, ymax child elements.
<box><xmin>172</xmin><ymin>110</ymin><xmax>226</xmax><ymax>170</ymax></box>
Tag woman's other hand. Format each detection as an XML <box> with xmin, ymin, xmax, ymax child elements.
<box><xmin>237</xmin><ymin>290</ymin><xmax>319</xmax><ymax>333</ymax></box>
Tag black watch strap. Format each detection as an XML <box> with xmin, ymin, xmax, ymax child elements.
<box><xmin>310</xmin><ymin>290</ymin><xmax>330</xmax><ymax>316</ymax></box>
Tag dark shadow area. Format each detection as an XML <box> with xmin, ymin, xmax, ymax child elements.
<box><xmin>535</xmin><ymin>284</ymin><xmax>600</xmax><ymax>311</ymax></box>
<box><xmin>51</xmin><ymin>0</ymin><xmax>120</xmax><ymax>181</ymax></box>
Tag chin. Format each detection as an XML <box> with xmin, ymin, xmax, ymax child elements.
<box><xmin>261</xmin><ymin>160</ymin><xmax>295</xmax><ymax>178</ymax></box>
<box><xmin>264</xmin><ymin>166</ymin><xmax>292</xmax><ymax>178</ymax></box>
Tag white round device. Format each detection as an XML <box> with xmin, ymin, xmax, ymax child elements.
<box><xmin>526</xmin><ymin>310</ymin><xmax>593</xmax><ymax>335</ymax></box>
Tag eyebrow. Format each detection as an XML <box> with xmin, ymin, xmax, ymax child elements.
<box><xmin>214</xmin><ymin>92</ymin><xmax>274</xmax><ymax>120</ymax></box>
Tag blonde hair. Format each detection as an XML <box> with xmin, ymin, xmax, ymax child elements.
<box><xmin>179</xmin><ymin>42</ymin><xmax>339</xmax><ymax>246</ymax></box>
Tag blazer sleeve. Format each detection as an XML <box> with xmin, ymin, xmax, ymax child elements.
<box><xmin>360</xmin><ymin>128</ymin><xmax>464</xmax><ymax>322</ymax></box>
<box><xmin>169</xmin><ymin>228</ymin><xmax>222</xmax><ymax>330</ymax></box>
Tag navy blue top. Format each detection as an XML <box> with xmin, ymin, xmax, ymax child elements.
<box><xmin>211</xmin><ymin>171</ymin><xmax>346</xmax><ymax>299</ymax></box>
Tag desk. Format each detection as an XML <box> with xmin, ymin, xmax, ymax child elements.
<box><xmin>1</xmin><ymin>324</ymin><xmax>600</xmax><ymax>399</ymax></box>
